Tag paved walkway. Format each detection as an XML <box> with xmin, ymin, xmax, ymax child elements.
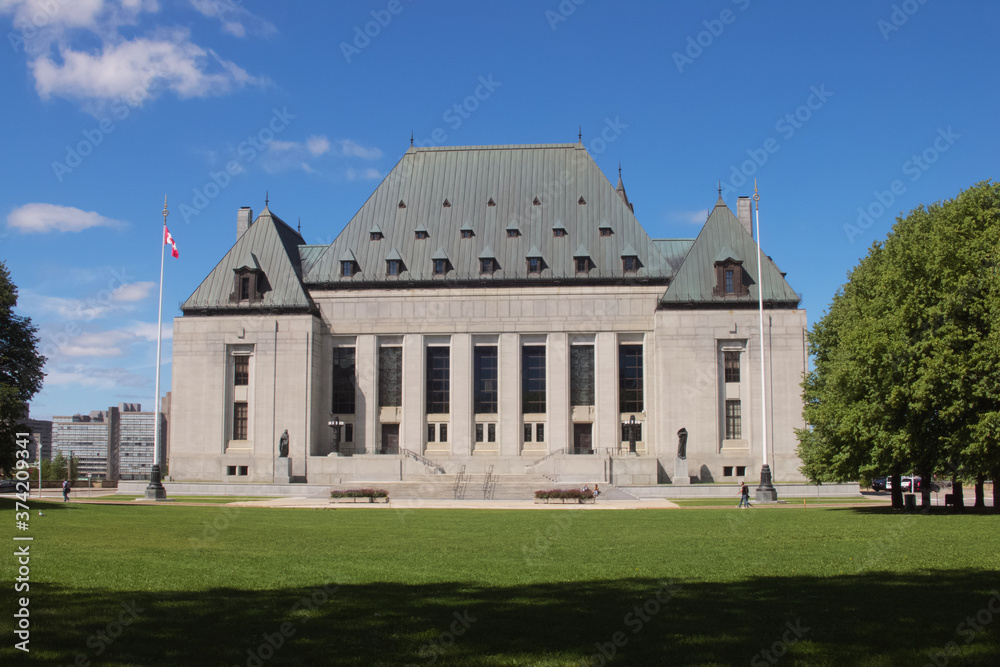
<box><xmin>227</xmin><ymin>497</ymin><xmax>682</xmax><ymax>510</ymax></box>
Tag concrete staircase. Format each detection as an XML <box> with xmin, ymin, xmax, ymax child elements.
<box><xmin>348</xmin><ymin>474</ymin><xmax>639</xmax><ymax>501</ymax></box>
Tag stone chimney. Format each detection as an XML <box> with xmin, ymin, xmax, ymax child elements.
<box><xmin>737</xmin><ymin>196</ymin><xmax>752</xmax><ymax>236</ymax></box>
<box><xmin>237</xmin><ymin>207</ymin><xmax>253</xmax><ymax>240</ymax></box>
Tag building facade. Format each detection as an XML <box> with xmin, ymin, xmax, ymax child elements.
<box><xmin>51</xmin><ymin>403</ymin><xmax>161</xmax><ymax>480</ymax></box>
<box><xmin>170</xmin><ymin>142</ymin><xmax>807</xmax><ymax>486</ymax></box>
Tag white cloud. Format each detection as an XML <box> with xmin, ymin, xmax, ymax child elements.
<box><xmin>7</xmin><ymin>203</ymin><xmax>125</xmax><ymax>233</ymax></box>
<box><xmin>1</xmin><ymin>0</ymin><xmax>266</xmax><ymax>108</ymax></box>
<box><xmin>111</xmin><ymin>282</ymin><xmax>155</xmax><ymax>302</ymax></box>
<box><xmin>128</xmin><ymin>321</ymin><xmax>172</xmax><ymax>341</ymax></box>
<box><xmin>340</xmin><ymin>139</ymin><xmax>382</xmax><ymax>160</ymax></box>
<box><xmin>344</xmin><ymin>167</ymin><xmax>382</xmax><ymax>181</ymax></box>
<box><xmin>46</xmin><ymin>365</ymin><xmax>150</xmax><ymax>389</ymax></box>
<box><xmin>189</xmin><ymin>0</ymin><xmax>276</xmax><ymax>38</ymax></box>
<box><xmin>669</xmin><ymin>209</ymin><xmax>710</xmax><ymax>224</ymax></box>
<box><xmin>306</xmin><ymin>135</ymin><xmax>330</xmax><ymax>156</ymax></box>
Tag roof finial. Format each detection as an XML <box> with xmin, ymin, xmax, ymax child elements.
<box><xmin>618</xmin><ymin>162</ymin><xmax>622</xmax><ymax>179</ymax></box>
<box><xmin>718</xmin><ymin>180</ymin><xmax>722</xmax><ymax>197</ymax></box>
<box><xmin>297</xmin><ymin>217</ymin><xmax>301</xmax><ymax>234</ymax></box>
<box><xmin>265</xmin><ymin>190</ymin><xmax>269</xmax><ymax>207</ymax></box>
<box><xmin>578</xmin><ymin>125</ymin><xmax>582</xmax><ymax>142</ymax></box>
<box><xmin>410</xmin><ymin>130</ymin><xmax>414</xmax><ymax>147</ymax></box>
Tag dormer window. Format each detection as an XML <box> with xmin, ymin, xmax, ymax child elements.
<box><xmin>460</xmin><ymin>229</ymin><xmax>474</xmax><ymax>239</ymax></box>
<box><xmin>415</xmin><ymin>230</ymin><xmax>429</xmax><ymax>240</ymax></box>
<box><xmin>480</xmin><ymin>258</ymin><xmax>496</xmax><ymax>275</ymax></box>
<box><xmin>575</xmin><ymin>257</ymin><xmax>590</xmax><ymax>273</ymax></box>
<box><xmin>387</xmin><ymin>259</ymin><xmax>402</xmax><ymax>276</ymax></box>
<box><xmin>370</xmin><ymin>231</ymin><xmax>383</xmax><ymax>241</ymax></box>
<box><xmin>553</xmin><ymin>228</ymin><xmax>566</xmax><ymax>238</ymax></box>
<box><xmin>623</xmin><ymin>256</ymin><xmax>638</xmax><ymax>273</ymax></box>
<box><xmin>433</xmin><ymin>259</ymin><xmax>448</xmax><ymax>275</ymax></box>
<box><xmin>507</xmin><ymin>229</ymin><xmax>520</xmax><ymax>238</ymax></box>
<box><xmin>600</xmin><ymin>227</ymin><xmax>613</xmax><ymax>237</ymax></box>
<box><xmin>231</xmin><ymin>266</ymin><xmax>265</xmax><ymax>303</ymax></box>
<box><xmin>713</xmin><ymin>254</ymin><xmax>749</xmax><ymax>297</ymax></box>
<box><xmin>527</xmin><ymin>258</ymin><xmax>542</xmax><ymax>274</ymax></box>
<box><xmin>341</xmin><ymin>261</ymin><xmax>357</xmax><ymax>277</ymax></box>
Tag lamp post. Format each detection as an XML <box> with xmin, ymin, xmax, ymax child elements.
<box><xmin>328</xmin><ymin>416</ymin><xmax>342</xmax><ymax>456</ymax></box>
<box><xmin>628</xmin><ymin>415</ymin><xmax>637</xmax><ymax>454</ymax></box>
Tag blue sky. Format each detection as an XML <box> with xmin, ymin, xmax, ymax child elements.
<box><xmin>2</xmin><ymin>0</ymin><xmax>997</xmax><ymax>420</ymax></box>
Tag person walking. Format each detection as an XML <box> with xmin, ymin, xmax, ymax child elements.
<box><xmin>738</xmin><ymin>481</ymin><xmax>751</xmax><ymax>508</ymax></box>
<box><xmin>62</xmin><ymin>479</ymin><xmax>71</xmax><ymax>502</ymax></box>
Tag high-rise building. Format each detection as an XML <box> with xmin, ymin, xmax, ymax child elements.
<box><xmin>51</xmin><ymin>403</ymin><xmax>163</xmax><ymax>480</ymax></box>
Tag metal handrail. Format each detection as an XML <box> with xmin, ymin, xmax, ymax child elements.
<box><xmin>523</xmin><ymin>447</ymin><xmax>566</xmax><ymax>469</ymax></box>
<box><xmin>400</xmin><ymin>448</ymin><xmax>445</xmax><ymax>474</ymax></box>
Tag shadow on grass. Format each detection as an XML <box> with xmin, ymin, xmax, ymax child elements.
<box><xmin>7</xmin><ymin>571</ymin><xmax>999</xmax><ymax>666</ymax></box>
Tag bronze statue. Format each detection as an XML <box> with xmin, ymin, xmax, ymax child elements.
<box><xmin>677</xmin><ymin>428</ymin><xmax>688</xmax><ymax>459</ymax></box>
<box><xmin>279</xmin><ymin>430</ymin><xmax>289</xmax><ymax>458</ymax></box>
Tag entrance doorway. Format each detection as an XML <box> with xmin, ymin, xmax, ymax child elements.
<box><xmin>573</xmin><ymin>423</ymin><xmax>593</xmax><ymax>454</ymax></box>
<box><xmin>381</xmin><ymin>424</ymin><xmax>399</xmax><ymax>454</ymax></box>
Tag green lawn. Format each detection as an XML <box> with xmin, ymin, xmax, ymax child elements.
<box><xmin>669</xmin><ymin>497</ymin><xmax>887</xmax><ymax>507</ymax></box>
<box><xmin>2</xmin><ymin>499</ymin><xmax>997</xmax><ymax>666</ymax></box>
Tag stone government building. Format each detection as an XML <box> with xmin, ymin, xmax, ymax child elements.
<box><xmin>170</xmin><ymin>141</ymin><xmax>807</xmax><ymax>486</ymax></box>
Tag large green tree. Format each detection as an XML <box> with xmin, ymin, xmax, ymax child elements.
<box><xmin>0</xmin><ymin>260</ymin><xmax>46</xmax><ymax>472</ymax></box>
<box><xmin>799</xmin><ymin>182</ymin><xmax>1000</xmax><ymax>510</ymax></box>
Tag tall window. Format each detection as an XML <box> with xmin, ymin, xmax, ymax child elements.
<box><xmin>724</xmin><ymin>269</ymin><xmax>734</xmax><ymax>294</ymax></box>
<box><xmin>522</xmin><ymin>346</ymin><xmax>546</xmax><ymax>413</ymax></box>
<box><xmin>332</xmin><ymin>348</ymin><xmax>356</xmax><ymax>414</ymax></box>
<box><xmin>724</xmin><ymin>351</ymin><xmax>740</xmax><ymax>383</ymax></box>
<box><xmin>234</xmin><ymin>355</ymin><xmax>249</xmax><ymax>386</ymax></box>
<box><xmin>233</xmin><ymin>402</ymin><xmax>248</xmax><ymax>440</ymax></box>
<box><xmin>570</xmin><ymin>345</ymin><xmax>595</xmax><ymax>406</ymax></box>
<box><xmin>474</xmin><ymin>346</ymin><xmax>498</xmax><ymax>413</ymax></box>
<box><xmin>378</xmin><ymin>347</ymin><xmax>402</xmax><ymax>407</ymax></box>
<box><xmin>387</xmin><ymin>260</ymin><xmax>402</xmax><ymax>276</ymax></box>
<box><xmin>480</xmin><ymin>258</ymin><xmax>496</xmax><ymax>275</ymax></box>
<box><xmin>426</xmin><ymin>347</ymin><xmax>450</xmax><ymax>413</ymax></box>
<box><xmin>239</xmin><ymin>275</ymin><xmax>251</xmax><ymax>300</ymax></box>
<box><xmin>725</xmin><ymin>400</ymin><xmax>742</xmax><ymax>439</ymax></box>
<box><xmin>618</xmin><ymin>344</ymin><xmax>643</xmax><ymax>412</ymax></box>
<box><xmin>433</xmin><ymin>259</ymin><xmax>447</xmax><ymax>275</ymax></box>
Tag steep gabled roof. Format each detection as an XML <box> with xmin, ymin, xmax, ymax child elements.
<box><xmin>660</xmin><ymin>198</ymin><xmax>800</xmax><ymax>307</ymax></box>
<box><xmin>301</xmin><ymin>143</ymin><xmax>674</xmax><ymax>284</ymax></box>
<box><xmin>182</xmin><ymin>207</ymin><xmax>312</xmax><ymax>312</ymax></box>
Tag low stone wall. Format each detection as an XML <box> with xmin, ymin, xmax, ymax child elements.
<box><xmin>627</xmin><ymin>482</ymin><xmax>861</xmax><ymax>499</ymax></box>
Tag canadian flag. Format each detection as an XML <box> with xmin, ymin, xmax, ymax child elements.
<box><xmin>164</xmin><ymin>226</ymin><xmax>179</xmax><ymax>258</ymax></box>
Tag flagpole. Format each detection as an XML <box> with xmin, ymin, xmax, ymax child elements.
<box><xmin>754</xmin><ymin>179</ymin><xmax>777</xmax><ymax>502</ymax></box>
<box><xmin>145</xmin><ymin>196</ymin><xmax>168</xmax><ymax>500</ymax></box>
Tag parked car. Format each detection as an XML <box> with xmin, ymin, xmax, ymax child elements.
<box><xmin>0</xmin><ymin>479</ymin><xmax>16</xmax><ymax>493</ymax></box>
<box><xmin>871</xmin><ymin>477</ymin><xmax>887</xmax><ymax>492</ymax></box>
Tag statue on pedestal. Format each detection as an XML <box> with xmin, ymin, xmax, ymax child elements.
<box><xmin>279</xmin><ymin>430</ymin><xmax>289</xmax><ymax>458</ymax></box>
<box><xmin>676</xmin><ymin>428</ymin><xmax>688</xmax><ymax>459</ymax></box>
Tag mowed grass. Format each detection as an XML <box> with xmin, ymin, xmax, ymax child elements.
<box><xmin>2</xmin><ymin>500</ymin><xmax>998</xmax><ymax>666</ymax></box>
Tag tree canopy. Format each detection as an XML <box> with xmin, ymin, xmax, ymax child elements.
<box><xmin>0</xmin><ymin>260</ymin><xmax>47</xmax><ymax>472</ymax></box>
<box><xmin>798</xmin><ymin>182</ymin><xmax>1000</xmax><ymax>507</ymax></box>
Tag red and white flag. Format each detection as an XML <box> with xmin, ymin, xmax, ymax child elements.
<box><xmin>164</xmin><ymin>226</ymin><xmax>179</xmax><ymax>258</ymax></box>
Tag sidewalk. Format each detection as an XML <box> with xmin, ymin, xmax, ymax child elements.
<box><xmin>226</xmin><ymin>497</ymin><xmax>682</xmax><ymax>510</ymax></box>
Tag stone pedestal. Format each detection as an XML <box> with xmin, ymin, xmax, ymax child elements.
<box><xmin>144</xmin><ymin>464</ymin><xmax>167</xmax><ymax>501</ymax></box>
<box><xmin>274</xmin><ymin>457</ymin><xmax>293</xmax><ymax>484</ymax></box>
<box><xmin>673</xmin><ymin>457</ymin><xmax>691</xmax><ymax>485</ymax></box>
<box><xmin>755</xmin><ymin>464</ymin><xmax>778</xmax><ymax>502</ymax></box>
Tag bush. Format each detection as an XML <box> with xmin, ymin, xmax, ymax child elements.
<box><xmin>535</xmin><ymin>488</ymin><xmax>591</xmax><ymax>500</ymax></box>
<box><xmin>331</xmin><ymin>488</ymin><xmax>389</xmax><ymax>499</ymax></box>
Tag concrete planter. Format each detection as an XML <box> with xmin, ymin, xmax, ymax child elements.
<box><xmin>330</xmin><ymin>496</ymin><xmax>389</xmax><ymax>504</ymax></box>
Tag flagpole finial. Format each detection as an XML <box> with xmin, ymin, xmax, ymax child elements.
<box><xmin>162</xmin><ymin>195</ymin><xmax>169</xmax><ymax>223</ymax></box>
<box><xmin>753</xmin><ymin>178</ymin><xmax>759</xmax><ymax>207</ymax></box>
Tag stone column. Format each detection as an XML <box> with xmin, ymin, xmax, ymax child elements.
<box><xmin>499</xmin><ymin>333</ymin><xmax>520</xmax><ymax>457</ymax></box>
<box><xmin>354</xmin><ymin>335</ymin><xmax>377</xmax><ymax>455</ymax></box>
<box><xmin>451</xmin><ymin>334</ymin><xmax>473</xmax><ymax>456</ymax></box>
<box><xmin>595</xmin><ymin>332</ymin><xmax>618</xmax><ymax>455</ymax></box>
<box><xmin>548</xmin><ymin>332</ymin><xmax>570</xmax><ymax>452</ymax></box>
<box><xmin>402</xmin><ymin>335</ymin><xmax>424</xmax><ymax>455</ymax></box>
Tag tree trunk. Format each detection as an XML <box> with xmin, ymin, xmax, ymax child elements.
<box><xmin>891</xmin><ymin>471</ymin><xmax>903</xmax><ymax>510</ymax></box>
<box><xmin>974</xmin><ymin>475</ymin><xmax>985</xmax><ymax>509</ymax></box>
<box><xmin>920</xmin><ymin>464</ymin><xmax>932</xmax><ymax>510</ymax></box>
<box><xmin>993</xmin><ymin>470</ymin><xmax>1000</xmax><ymax>514</ymax></box>
<box><xmin>951</xmin><ymin>473</ymin><xmax>964</xmax><ymax>512</ymax></box>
